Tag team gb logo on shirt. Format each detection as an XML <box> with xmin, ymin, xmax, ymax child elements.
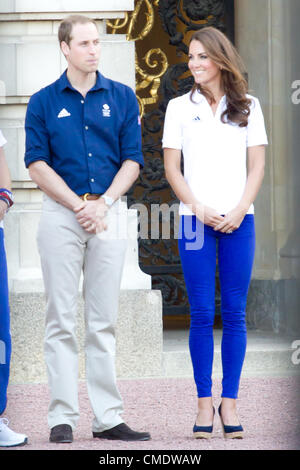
<box><xmin>102</xmin><ymin>104</ymin><xmax>111</xmax><ymax>117</ymax></box>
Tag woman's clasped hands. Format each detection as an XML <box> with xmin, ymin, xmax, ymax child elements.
<box><xmin>198</xmin><ymin>204</ymin><xmax>248</xmax><ymax>234</ymax></box>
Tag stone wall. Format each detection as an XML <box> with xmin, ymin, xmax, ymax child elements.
<box><xmin>235</xmin><ymin>0</ymin><xmax>300</xmax><ymax>334</ymax></box>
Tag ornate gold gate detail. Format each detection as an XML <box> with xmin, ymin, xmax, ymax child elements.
<box><xmin>107</xmin><ymin>0</ymin><xmax>168</xmax><ymax>118</ymax></box>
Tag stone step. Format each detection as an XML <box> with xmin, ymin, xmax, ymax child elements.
<box><xmin>162</xmin><ymin>329</ymin><xmax>300</xmax><ymax>378</ymax></box>
<box><xmin>8</xmin><ymin>293</ymin><xmax>300</xmax><ymax>383</ymax></box>
<box><xmin>8</xmin><ymin>291</ymin><xmax>163</xmax><ymax>384</ymax></box>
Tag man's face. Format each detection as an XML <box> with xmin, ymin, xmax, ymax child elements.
<box><xmin>61</xmin><ymin>22</ymin><xmax>100</xmax><ymax>74</ymax></box>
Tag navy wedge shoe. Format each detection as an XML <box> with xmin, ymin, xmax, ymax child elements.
<box><xmin>193</xmin><ymin>407</ymin><xmax>215</xmax><ymax>439</ymax></box>
<box><xmin>218</xmin><ymin>404</ymin><xmax>244</xmax><ymax>439</ymax></box>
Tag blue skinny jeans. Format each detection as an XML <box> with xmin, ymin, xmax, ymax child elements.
<box><xmin>178</xmin><ymin>215</ymin><xmax>255</xmax><ymax>399</ymax></box>
<box><xmin>0</xmin><ymin>228</ymin><xmax>11</xmax><ymax>415</ymax></box>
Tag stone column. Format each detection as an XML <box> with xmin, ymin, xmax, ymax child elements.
<box><xmin>278</xmin><ymin>0</ymin><xmax>300</xmax><ymax>335</ymax></box>
<box><xmin>234</xmin><ymin>0</ymin><xmax>300</xmax><ymax>334</ymax></box>
<box><xmin>0</xmin><ymin>0</ymin><xmax>162</xmax><ymax>383</ymax></box>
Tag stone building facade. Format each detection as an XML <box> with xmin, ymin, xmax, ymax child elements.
<box><xmin>0</xmin><ymin>0</ymin><xmax>299</xmax><ymax>382</ymax></box>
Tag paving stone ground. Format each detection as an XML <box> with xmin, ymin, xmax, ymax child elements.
<box><xmin>2</xmin><ymin>376</ymin><xmax>300</xmax><ymax>452</ymax></box>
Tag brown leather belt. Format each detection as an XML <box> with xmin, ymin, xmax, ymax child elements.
<box><xmin>79</xmin><ymin>193</ymin><xmax>102</xmax><ymax>201</ymax></box>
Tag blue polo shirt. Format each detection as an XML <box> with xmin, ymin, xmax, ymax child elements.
<box><xmin>24</xmin><ymin>70</ymin><xmax>144</xmax><ymax>195</ymax></box>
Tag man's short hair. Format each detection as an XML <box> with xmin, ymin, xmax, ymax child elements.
<box><xmin>58</xmin><ymin>15</ymin><xmax>98</xmax><ymax>46</ymax></box>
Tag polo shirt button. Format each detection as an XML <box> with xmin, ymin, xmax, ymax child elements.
<box><xmin>81</xmin><ymin>100</ymin><xmax>84</xmax><ymax>104</ymax></box>
<box><xmin>88</xmin><ymin>153</ymin><xmax>92</xmax><ymax>157</ymax></box>
<box><xmin>91</xmin><ymin>178</ymin><xmax>95</xmax><ymax>183</ymax></box>
<box><xmin>85</xmin><ymin>126</ymin><xmax>88</xmax><ymax>130</ymax></box>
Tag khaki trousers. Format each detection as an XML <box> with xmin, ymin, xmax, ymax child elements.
<box><xmin>37</xmin><ymin>195</ymin><xmax>127</xmax><ymax>432</ymax></box>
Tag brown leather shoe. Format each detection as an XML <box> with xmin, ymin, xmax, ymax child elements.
<box><xmin>49</xmin><ymin>424</ymin><xmax>73</xmax><ymax>443</ymax></box>
<box><xmin>93</xmin><ymin>423</ymin><xmax>151</xmax><ymax>441</ymax></box>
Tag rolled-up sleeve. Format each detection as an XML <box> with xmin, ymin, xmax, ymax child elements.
<box><xmin>246</xmin><ymin>97</ymin><xmax>268</xmax><ymax>147</ymax></box>
<box><xmin>24</xmin><ymin>93</ymin><xmax>51</xmax><ymax>168</ymax></box>
<box><xmin>162</xmin><ymin>99</ymin><xmax>183</xmax><ymax>150</ymax></box>
<box><xmin>119</xmin><ymin>86</ymin><xmax>144</xmax><ymax>167</ymax></box>
<box><xmin>0</xmin><ymin>129</ymin><xmax>7</xmax><ymax>147</ymax></box>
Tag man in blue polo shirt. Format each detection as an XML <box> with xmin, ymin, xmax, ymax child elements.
<box><xmin>24</xmin><ymin>15</ymin><xmax>150</xmax><ymax>443</ymax></box>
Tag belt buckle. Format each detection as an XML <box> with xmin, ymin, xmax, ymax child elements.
<box><xmin>82</xmin><ymin>193</ymin><xmax>90</xmax><ymax>201</ymax></box>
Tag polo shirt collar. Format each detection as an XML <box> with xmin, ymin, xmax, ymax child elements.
<box><xmin>58</xmin><ymin>69</ymin><xmax>110</xmax><ymax>93</ymax></box>
<box><xmin>192</xmin><ymin>89</ymin><xmax>226</xmax><ymax>105</ymax></box>
<box><xmin>193</xmin><ymin>89</ymin><xmax>205</xmax><ymax>103</ymax></box>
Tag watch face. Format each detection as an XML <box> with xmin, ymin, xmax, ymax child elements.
<box><xmin>102</xmin><ymin>195</ymin><xmax>114</xmax><ymax>206</ymax></box>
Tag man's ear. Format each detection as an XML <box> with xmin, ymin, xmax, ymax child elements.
<box><xmin>60</xmin><ymin>41</ymin><xmax>69</xmax><ymax>58</ymax></box>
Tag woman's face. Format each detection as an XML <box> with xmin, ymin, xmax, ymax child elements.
<box><xmin>188</xmin><ymin>39</ymin><xmax>222</xmax><ymax>88</ymax></box>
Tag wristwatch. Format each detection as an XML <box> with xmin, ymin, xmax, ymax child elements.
<box><xmin>101</xmin><ymin>194</ymin><xmax>114</xmax><ymax>207</ymax></box>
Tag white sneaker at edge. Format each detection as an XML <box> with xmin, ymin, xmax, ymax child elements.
<box><xmin>0</xmin><ymin>418</ymin><xmax>28</xmax><ymax>447</ymax></box>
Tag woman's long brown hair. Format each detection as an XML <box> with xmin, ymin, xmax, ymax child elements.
<box><xmin>189</xmin><ymin>27</ymin><xmax>251</xmax><ymax>127</ymax></box>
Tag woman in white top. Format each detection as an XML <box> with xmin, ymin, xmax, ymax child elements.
<box><xmin>0</xmin><ymin>130</ymin><xmax>28</xmax><ymax>446</ymax></box>
<box><xmin>163</xmin><ymin>27</ymin><xmax>267</xmax><ymax>439</ymax></box>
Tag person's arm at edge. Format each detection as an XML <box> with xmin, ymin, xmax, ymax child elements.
<box><xmin>0</xmin><ymin>146</ymin><xmax>12</xmax><ymax>221</ymax></box>
<box><xmin>0</xmin><ymin>146</ymin><xmax>11</xmax><ymax>191</ymax></box>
